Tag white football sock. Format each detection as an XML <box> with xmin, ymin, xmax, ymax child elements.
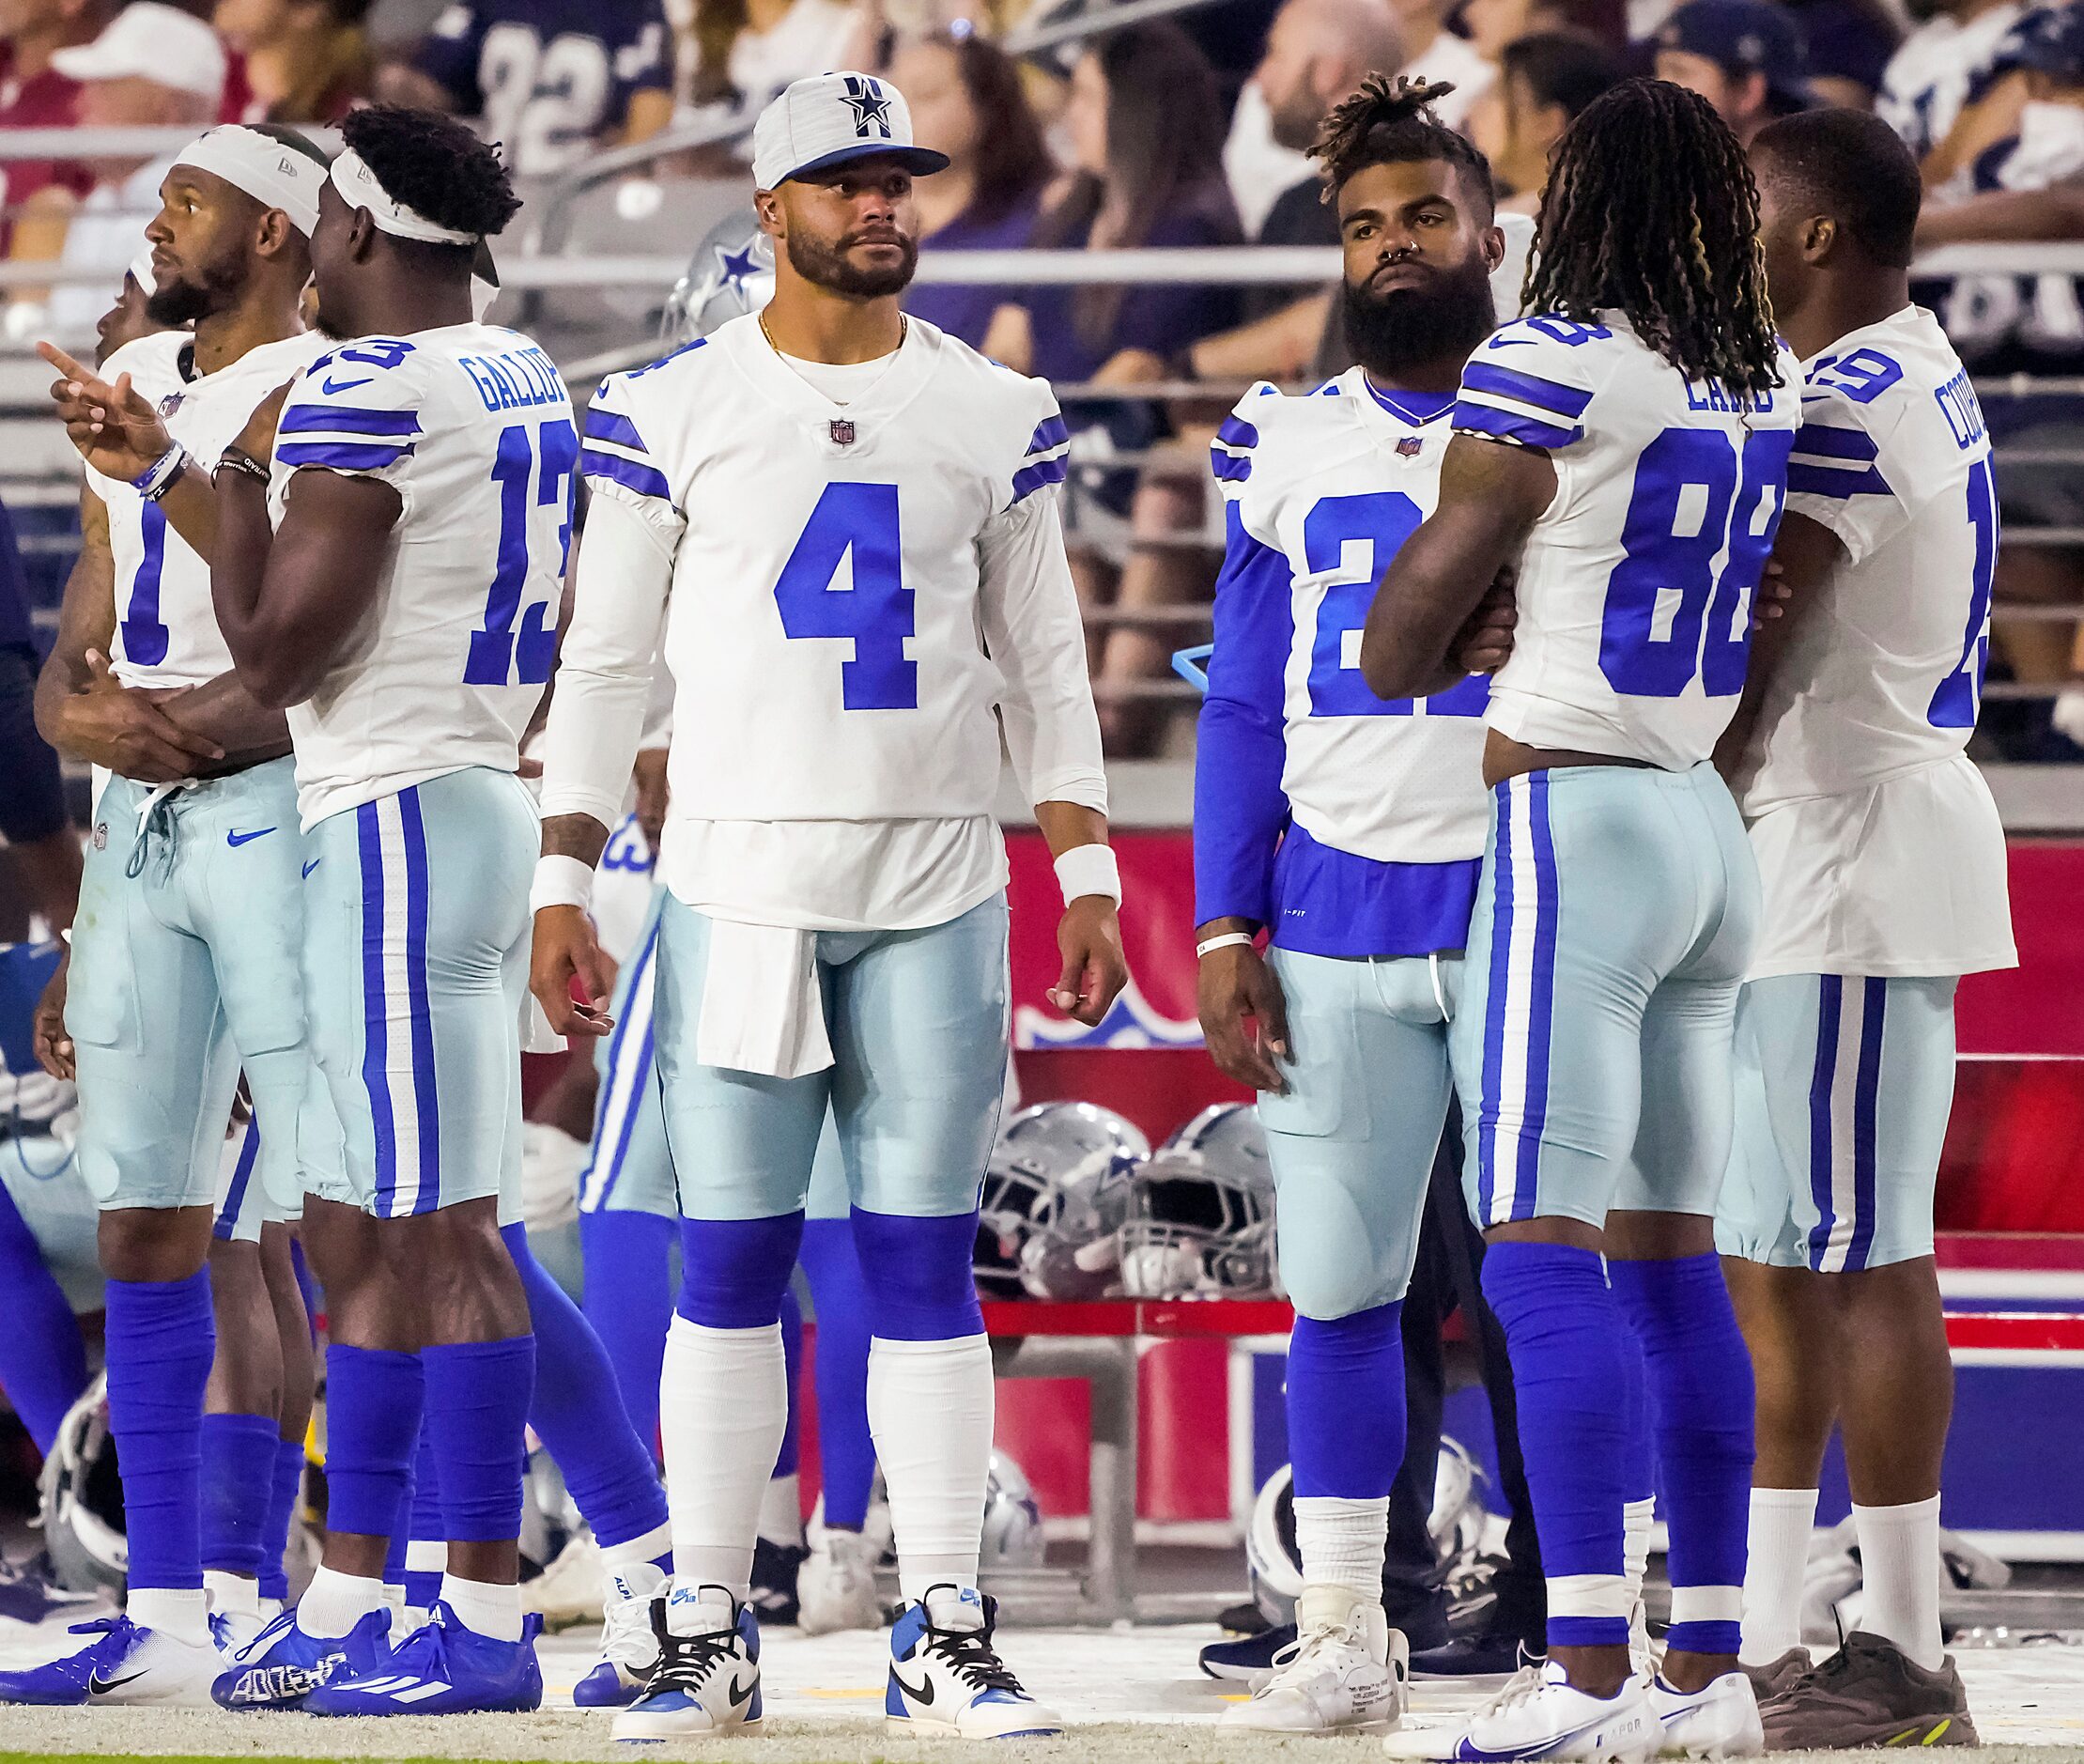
<box><xmin>1292</xmin><ymin>1494</ymin><xmax>1390</xmax><ymax>1595</ymax></box>
<box><xmin>760</xmin><ymin>1472</ymin><xmax>804</xmax><ymax>1547</ymax></box>
<box><xmin>298</xmin><ymin>1564</ymin><xmax>387</xmax><ymax>1639</ymax></box>
<box><xmin>204</xmin><ymin>1569</ymin><xmax>260</xmax><ymax>1618</ymax></box>
<box><xmin>868</xmin><ymin>1334</ymin><xmax>993</xmax><ymax>1603</ymax></box>
<box><xmin>660</xmin><ymin>1316</ymin><xmax>788</xmax><ymax>1601</ymax></box>
<box><xmin>439</xmin><ymin>1572</ymin><xmax>522</xmax><ymax>1643</ymax></box>
<box><xmin>1622</xmin><ymin>1495</ymin><xmax>1657</xmax><ymax>1607</ymax></box>
<box><xmin>1853</xmin><ymin>1495</ymin><xmax>1944</xmax><ymax>1670</ymax></box>
<box><xmin>127</xmin><ymin>1586</ymin><xmax>210</xmax><ymax>1645</ymax></box>
<box><xmin>600</xmin><ymin>1519</ymin><xmax>672</xmax><ymax>1574</ymax></box>
<box><xmin>1739</xmin><ymin>1487</ymin><xmax>1819</xmax><ymax>1665</ymax></box>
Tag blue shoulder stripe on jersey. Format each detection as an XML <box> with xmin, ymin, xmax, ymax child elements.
<box><xmin>1451</xmin><ymin>399</ymin><xmax>1580</xmax><ymax>453</ymax></box>
<box><xmin>1010</xmin><ymin>454</ymin><xmax>1069</xmax><ymax>504</ymax></box>
<box><xmin>1215</xmin><ymin>413</ymin><xmax>1259</xmax><ymax>450</ymax></box>
<box><xmin>280</xmin><ymin>405</ymin><xmax>421</xmax><ymax>438</ymax></box>
<box><xmin>1787</xmin><ymin>461</ymin><xmax>1892</xmax><ymax>499</ymax></box>
<box><xmin>582</xmin><ymin>446</ymin><xmax>672</xmax><ymax>502</ymax></box>
<box><xmin>1210</xmin><ymin>447</ymin><xmax>1251</xmax><ymax>483</ymax></box>
<box><xmin>1027</xmin><ymin>413</ymin><xmax>1070</xmax><ymax>456</ymax></box>
<box><xmin>625</xmin><ymin>337</ymin><xmax>708</xmax><ymax>379</ymax></box>
<box><xmin>1460</xmin><ymin>361</ymin><xmax>1595</xmax><ymax>419</ymax></box>
<box><xmin>276</xmin><ymin>440</ymin><xmax>413</xmax><ymax>471</ymax></box>
<box><xmin>1792</xmin><ymin>422</ymin><xmax>1881</xmax><ymax>463</ymax></box>
<box><xmin>583</xmin><ymin>407</ymin><xmax>651</xmax><ymax>455</ymax></box>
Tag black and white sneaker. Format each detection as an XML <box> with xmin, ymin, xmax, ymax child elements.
<box><xmin>749</xmin><ymin>1537</ymin><xmax>806</xmax><ymax>1628</ymax></box>
<box><xmin>609</xmin><ymin>1586</ymin><xmax>762</xmax><ymax>1742</ymax></box>
<box><xmin>886</xmin><ymin>1585</ymin><xmax>1063</xmax><ymax>1739</ymax></box>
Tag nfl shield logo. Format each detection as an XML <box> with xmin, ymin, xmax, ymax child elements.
<box><xmin>829</xmin><ymin>418</ymin><xmax>857</xmax><ymax>446</ymax></box>
<box><xmin>1397</xmin><ymin>436</ymin><xmax>1422</xmax><ymax>457</ymax></box>
<box><xmin>159</xmin><ymin>392</ymin><xmax>183</xmax><ymax>419</ymax></box>
<box><xmin>92</xmin><ymin>823</ymin><xmax>107</xmax><ymax>850</ymax></box>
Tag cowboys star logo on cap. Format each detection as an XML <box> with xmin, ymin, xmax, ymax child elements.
<box><xmin>841</xmin><ymin>74</ymin><xmax>894</xmax><ymax>139</ymax></box>
<box><xmin>749</xmin><ymin>70</ymin><xmax>950</xmax><ymax>190</ymax></box>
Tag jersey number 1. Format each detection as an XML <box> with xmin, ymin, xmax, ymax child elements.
<box><xmin>773</xmin><ymin>482</ymin><xmax>918</xmax><ymax>711</ymax></box>
<box><xmin>466</xmin><ymin>418</ymin><xmax>578</xmax><ymax>687</ymax></box>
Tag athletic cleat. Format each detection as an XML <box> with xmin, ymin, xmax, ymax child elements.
<box><xmin>208</xmin><ymin>1607</ymin><xmax>269</xmax><ymax>1657</ymax></box>
<box><xmin>1449</xmin><ymin>1659</ymin><xmax>1660</xmax><ymax>1761</ymax></box>
<box><xmin>886</xmin><ymin>1583</ymin><xmax>1063</xmax><ymax>1740</ymax></box>
<box><xmin>524</xmin><ymin>1528</ymin><xmax>605</xmax><ymax>1630</ymax></box>
<box><xmin>796</xmin><ymin>1526</ymin><xmax>886</xmax><ymax>1635</ymax></box>
<box><xmin>302</xmin><ymin>1602</ymin><xmax>543</xmax><ymax>1716</ymax></box>
<box><xmin>573</xmin><ymin>1562</ymin><xmax>666</xmax><ymax>1709</ymax></box>
<box><xmin>1649</xmin><ymin>1670</ymin><xmax>1764</xmax><ymax>1758</ymax></box>
<box><xmin>0</xmin><ymin>1615</ymin><xmax>218</xmax><ymax>1707</ymax></box>
<box><xmin>749</xmin><ymin>1535</ymin><xmax>807</xmax><ymax>1628</ymax></box>
<box><xmin>1738</xmin><ymin>1648</ymin><xmax>1809</xmax><ymax>1708</ymax></box>
<box><xmin>1200</xmin><ymin>1620</ymin><xmax>1294</xmax><ymax>1680</ymax></box>
<box><xmin>1223</xmin><ymin>1586</ymin><xmax>1408</xmax><ymax>1733</ymax></box>
<box><xmin>0</xmin><ymin>1555</ymin><xmax>103</xmax><ymax>1628</ymax></box>
<box><xmin>212</xmin><ymin>1605</ymin><xmax>394</xmax><ymax>1710</ymax></box>
<box><xmin>610</xmin><ymin>1584</ymin><xmax>762</xmax><ymax>1741</ymax></box>
<box><xmin>1412</xmin><ymin>1633</ymin><xmax>1545</xmax><ymax>1680</ymax></box>
<box><xmin>1757</xmin><ymin>1632</ymin><xmax>1976</xmax><ymax>1750</ymax></box>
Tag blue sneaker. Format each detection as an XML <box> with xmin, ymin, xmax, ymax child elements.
<box><xmin>610</xmin><ymin>1585</ymin><xmax>762</xmax><ymax>1741</ymax></box>
<box><xmin>573</xmin><ymin>1562</ymin><xmax>667</xmax><ymax>1709</ymax></box>
<box><xmin>886</xmin><ymin>1585</ymin><xmax>1063</xmax><ymax>1739</ymax></box>
<box><xmin>212</xmin><ymin>1605</ymin><xmax>394</xmax><ymax>1709</ymax></box>
<box><xmin>0</xmin><ymin>1614</ymin><xmax>218</xmax><ymax>1707</ymax></box>
<box><xmin>0</xmin><ymin>1555</ymin><xmax>103</xmax><ymax>1629</ymax></box>
<box><xmin>303</xmin><ymin>1602</ymin><xmax>544</xmax><ymax>1716</ymax></box>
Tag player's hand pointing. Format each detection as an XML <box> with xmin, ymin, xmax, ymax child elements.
<box><xmin>531</xmin><ymin>905</ymin><xmax>616</xmax><ymax>1038</ymax></box>
<box><xmin>1051</xmin><ymin>895</ymin><xmax>1128</xmax><ymax>1027</ymax></box>
<box><xmin>39</xmin><ymin>341</ymin><xmax>170</xmax><ymax>483</ymax></box>
<box><xmin>1196</xmin><ymin>935</ymin><xmax>1289</xmax><ymax>1093</ymax></box>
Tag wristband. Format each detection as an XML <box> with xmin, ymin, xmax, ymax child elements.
<box><xmin>530</xmin><ymin>853</ymin><xmax>594</xmax><ymax>915</ymax></box>
<box><xmin>131</xmin><ymin>443</ymin><xmax>187</xmax><ymax>502</ymax></box>
<box><xmin>1196</xmin><ymin>931</ymin><xmax>1255</xmax><ymax>960</ymax></box>
<box><xmin>1054</xmin><ymin>842</ymin><xmax>1121</xmax><ymax>906</ymax></box>
<box><xmin>213</xmin><ymin>447</ymin><xmax>270</xmax><ymax>488</ymax></box>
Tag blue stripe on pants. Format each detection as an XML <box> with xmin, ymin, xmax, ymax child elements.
<box><xmin>1513</xmin><ymin>776</ymin><xmax>1560</xmax><ymax>1222</ymax></box>
<box><xmin>1845</xmin><ymin>979</ymin><xmax>1887</xmax><ymax>1272</ymax></box>
<box><xmin>582</xmin><ymin>913</ymin><xmax>660</xmax><ymax>1211</ymax></box>
<box><xmin>213</xmin><ymin>1124</ymin><xmax>260</xmax><ymax>1241</ymax></box>
<box><xmin>1805</xmin><ymin>975</ymin><xmax>1842</xmax><ymax>1267</ymax></box>
<box><xmin>356</xmin><ymin>802</ymin><xmax>399</xmax><ymax>1213</ymax></box>
<box><xmin>1477</xmin><ymin>791</ymin><xmax>1516</xmax><ymax>1222</ymax></box>
<box><xmin>399</xmin><ymin>787</ymin><xmax>441</xmax><ymax>1215</ymax></box>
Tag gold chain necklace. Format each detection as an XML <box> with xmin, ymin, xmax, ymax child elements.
<box><xmin>759</xmin><ymin>308</ymin><xmax>907</xmax><ymax>358</ymax></box>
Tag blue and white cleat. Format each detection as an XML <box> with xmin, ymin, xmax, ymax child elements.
<box><xmin>302</xmin><ymin>1603</ymin><xmax>543</xmax><ymax>1716</ymax></box>
<box><xmin>1448</xmin><ymin>1659</ymin><xmax>1659</xmax><ymax>1762</ymax></box>
<box><xmin>0</xmin><ymin>1615</ymin><xmax>217</xmax><ymax>1707</ymax></box>
<box><xmin>610</xmin><ymin>1585</ymin><xmax>762</xmax><ymax>1741</ymax></box>
<box><xmin>212</xmin><ymin>1605</ymin><xmax>394</xmax><ymax>1710</ymax></box>
<box><xmin>886</xmin><ymin>1584</ymin><xmax>1063</xmax><ymax>1740</ymax></box>
<box><xmin>1647</xmin><ymin>1669</ymin><xmax>1764</xmax><ymax>1758</ymax></box>
<box><xmin>573</xmin><ymin>1562</ymin><xmax>665</xmax><ymax>1709</ymax></box>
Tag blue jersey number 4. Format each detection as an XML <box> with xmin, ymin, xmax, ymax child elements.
<box><xmin>774</xmin><ymin>481</ymin><xmax>917</xmax><ymax>710</ymax></box>
<box><xmin>467</xmin><ymin>417</ymin><xmax>578</xmax><ymax>687</ymax></box>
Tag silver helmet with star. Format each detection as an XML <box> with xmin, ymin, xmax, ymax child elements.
<box><xmin>662</xmin><ymin>209</ymin><xmax>775</xmax><ymax>343</ymax></box>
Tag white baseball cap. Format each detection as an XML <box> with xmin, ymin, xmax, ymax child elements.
<box><xmin>750</xmin><ymin>71</ymin><xmax>949</xmax><ymax>191</ymax></box>
<box><xmin>52</xmin><ymin>3</ymin><xmax>227</xmax><ymax>101</ymax></box>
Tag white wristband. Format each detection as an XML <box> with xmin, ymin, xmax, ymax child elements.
<box><xmin>530</xmin><ymin>853</ymin><xmax>594</xmax><ymax>915</ymax></box>
<box><xmin>1054</xmin><ymin>842</ymin><xmax>1121</xmax><ymax>906</ymax></box>
<box><xmin>1196</xmin><ymin>931</ymin><xmax>1256</xmax><ymax>959</ymax></box>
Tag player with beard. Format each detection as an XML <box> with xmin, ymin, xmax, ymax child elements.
<box><xmin>532</xmin><ymin>71</ymin><xmax>1122</xmax><ymax>1741</ymax></box>
<box><xmin>1195</xmin><ymin>76</ymin><xmax>1512</xmax><ymax>1736</ymax></box>
<box><xmin>2</xmin><ymin>125</ymin><xmax>331</xmax><ymax>1708</ymax></box>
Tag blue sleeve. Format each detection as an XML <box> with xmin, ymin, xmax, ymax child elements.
<box><xmin>1193</xmin><ymin>503</ymin><xmax>1293</xmax><ymax>929</ymax></box>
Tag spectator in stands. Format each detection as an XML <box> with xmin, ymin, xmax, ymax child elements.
<box><xmin>1781</xmin><ymin>0</ymin><xmax>1899</xmax><ymax>107</ymax></box>
<box><xmin>1468</xmin><ymin>29</ymin><xmax>1623</xmax><ymax>211</ymax></box>
<box><xmin>0</xmin><ymin>0</ymin><xmax>115</xmax><ymax>235</ymax></box>
<box><xmin>687</xmin><ymin>0</ymin><xmax>859</xmax><ymax>110</ymax></box>
<box><xmin>1459</xmin><ymin>0</ymin><xmax>1626</xmax><ymax>62</ymax></box>
<box><xmin>890</xmin><ymin>26</ymin><xmax>1050</xmax><ymax>351</ymax></box>
<box><xmin>377</xmin><ymin>0</ymin><xmax>672</xmax><ymax>174</ymax></box>
<box><xmin>1876</xmin><ymin>0</ymin><xmax>2055</xmax><ymax>162</ymax></box>
<box><xmin>0</xmin><ymin>491</ymin><xmax>77</xmax><ymax>939</ymax></box>
<box><xmin>1383</xmin><ymin>0</ymin><xmax>1492</xmax><ymax>125</ymax></box>
<box><xmin>1651</xmin><ymin>0</ymin><xmax>1813</xmax><ymax>147</ymax></box>
<box><xmin>213</xmin><ymin>0</ymin><xmax>373</xmax><ymax>120</ymax></box>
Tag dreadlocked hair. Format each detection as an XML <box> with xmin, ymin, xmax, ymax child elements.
<box><xmin>1524</xmin><ymin>78</ymin><xmax>1781</xmax><ymax>399</ymax></box>
<box><xmin>1309</xmin><ymin>73</ymin><xmax>1493</xmax><ymax>212</ymax></box>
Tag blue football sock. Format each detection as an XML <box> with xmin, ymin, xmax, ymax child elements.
<box><xmin>579</xmin><ymin>1208</ymin><xmax>674</xmax><ymax>1451</ymax></box>
<box><xmin>1618</xmin><ymin>1325</ymin><xmax>1654</xmax><ymax>1507</ymax></box>
<box><xmin>1481</xmin><ymin>1242</ymin><xmax>1632</xmax><ymax>1651</ymax></box>
<box><xmin>1288</xmin><ymin>1302</ymin><xmax>1405</xmax><ymax>1498</ymax></box>
<box><xmin>503</xmin><ymin>1223</ymin><xmax>666</xmax><ymax>1552</ymax></box>
<box><xmin>0</xmin><ymin>1179</ymin><xmax>88</xmax><ymax>1455</ymax></box>
<box><xmin>850</xmin><ymin>1208</ymin><xmax>984</xmax><ymax>1339</ymax></box>
<box><xmin>799</xmin><ymin>1217</ymin><xmax>875</xmax><ymax>1531</ymax></box>
<box><xmin>200</xmin><ymin>1411</ymin><xmax>279</xmax><ymax>1579</ymax></box>
<box><xmin>676</xmin><ymin>1213</ymin><xmax>803</xmax><ymax>1328</ymax></box>
<box><xmin>1609</xmin><ymin>1254</ymin><xmax>1753</xmax><ymax>1657</ymax></box>
<box><xmin>776</xmin><ymin>1285</ymin><xmax>803</xmax><ymax>1479</ymax></box>
<box><xmin>406</xmin><ymin>1427</ymin><xmax>444</xmax><ymax>1608</ymax></box>
<box><xmin>325</xmin><ymin>1345</ymin><xmax>424</xmax><ymax>1539</ymax></box>
<box><xmin>258</xmin><ymin>1435</ymin><xmax>303</xmax><ymax>1602</ymax></box>
<box><xmin>424</xmin><ymin>1336</ymin><xmax>535</xmax><ymax>1542</ymax></box>
<box><xmin>103</xmin><ymin>1272</ymin><xmax>215</xmax><ymax>1592</ymax></box>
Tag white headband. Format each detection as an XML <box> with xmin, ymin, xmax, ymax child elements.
<box><xmin>127</xmin><ymin>247</ymin><xmax>155</xmax><ymax>296</ymax></box>
<box><xmin>330</xmin><ymin>147</ymin><xmax>479</xmax><ymax>247</ymax></box>
<box><xmin>175</xmin><ymin>125</ymin><xmax>322</xmax><ymax>237</ymax></box>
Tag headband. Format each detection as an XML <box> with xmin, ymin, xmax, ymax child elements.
<box><xmin>127</xmin><ymin>247</ymin><xmax>156</xmax><ymax>296</ymax></box>
<box><xmin>175</xmin><ymin>125</ymin><xmax>322</xmax><ymax>238</ymax></box>
<box><xmin>330</xmin><ymin>147</ymin><xmax>479</xmax><ymax>247</ymax></box>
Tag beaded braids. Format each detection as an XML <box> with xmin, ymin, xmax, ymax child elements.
<box><xmin>1522</xmin><ymin>77</ymin><xmax>1781</xmax><ymax>398</ymax></box>
<box><xmin>1308</xmin><ymin>73</ymin><xmax>1494</xmax><ymax>213</ymax></box>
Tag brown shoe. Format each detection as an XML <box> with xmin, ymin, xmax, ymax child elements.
<box><xmin>1759</xmin><ymin>1632</ymin><xmax>1977</xmax><ymax>1751</ymax></box>
<box><xmin>1742</xmin><ymin>1647</ymin><xmax>1811</xmax><ymax>1707</ymax></box>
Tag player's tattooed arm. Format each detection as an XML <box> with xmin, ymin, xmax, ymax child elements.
<box><xmin>1711</xmin><ymin>511</ymin><xmax>1847</xmax><ymax>792</ymax></box>
<box><xmin>1360</xmin><ymin>434</ymin><xmax>1555</xmax><ymax>702</ymax></box>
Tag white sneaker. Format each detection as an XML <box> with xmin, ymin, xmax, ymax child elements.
<box><xmin>610</xmin><ymin>1585</ymin><xmax>762</xmax><ymax>1741</ymax></box>
<box><xmin>573</xmin><ymin>1561</ymin><xmax>665</xmax><ymax>1709</ymax></box>
<box><xmin>1226</xmin><ymin>1586</ymin><xmax>1407</xmax><ymax>1733</ymax></box>
<box><xmin>522</xmin><ymin>1528</ymin><xmax>605</xmax><ymax>1628</ymax></box>
<box><xmin>797</xmin><ymin>1527</ymin><xmax>884</xmax><ymax>1635</ymax></box>
<box><xmin>0</xmin><ymin>1614</ymin><xmax>219</xmax><ymax>1707</ymax></box>
<box><xmin>1648</xmin><ymin>1670</ymin><xmax>1764</xmax><ymax>1759</ymax></box>
<box><xmin>886</xmin><ymin>1584</ymin><xmax>1062</xmax><ymax>1739</ymax></box>
<box><xmin>1449</xmin><ymin>1659</ymin><xmax>1659</xmax><ymax>1761</ymax></box>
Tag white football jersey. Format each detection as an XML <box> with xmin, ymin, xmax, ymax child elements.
<box><xmin>270</xmin><ymin>325</ymin><xmax>577</xmax><ymax>829</ymax></box>
<box><xmin>94</xmin><ymin>330</ymin><xmax>329</xmax><ymax>696</ymax></box>
<box><xmin>577</xmin><ymin>313</ymin><xmax>1100</xmax><ymax>828</ymax></box>
<box><xmin>1211</xmin><ymin>371</ymin><xmax>1489</xmax><ymax>865</ymax></box>
<box><xmin>1877</xmin><ymin>3</ymin><xmax>2039</xmax><ymax>162</ymax></box>
<box><xmin>1452</xmin><ymin>311</ymin><xmax>1804</xmax><ymax>770</ymax></box>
